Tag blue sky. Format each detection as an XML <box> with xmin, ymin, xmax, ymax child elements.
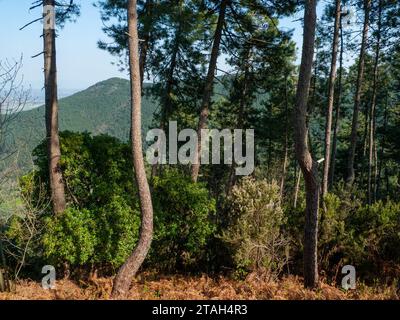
<box><xmin>0</xmin><ymin>1</ymin><xmax>325</xmax><ymax>92</ymax></box>
<box><xmin>0</xmin><ymin>0</ymin><xmax>124</xmax><ymax>91</ymax></box>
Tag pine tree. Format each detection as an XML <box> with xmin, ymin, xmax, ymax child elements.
<box><xmin>293</xmin><ymin>0</ymin><xmax>319</xmax><ymax>289</ymax></box>
<box><xmin>111</xmin><ymin>0</ymin><xmax>154</xmax><ymax>298</ymax></box>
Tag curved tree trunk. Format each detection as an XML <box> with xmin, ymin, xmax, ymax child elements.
<box><xmin>191</xmin><ymin>0</ymin><xmax>228</xmax><ymax>182</ymax></box>
<box><xmin>346</xmin><ymin>0</ymin><xmax>371</xmax><ymax>185</ymax></box>
<box><xmin>322</xmin><ymin>0</ymin><xmax>341</xmax><ymax>197</ymax></box>
<box><xmin>43</xmin><ymin>0</ymin><xmax>66</xmax><ymax>215</ymax></box>
<box><xmin>293</xmin><ymin>0</ymin><xmax>319</xmax><ymax>289</ymax></box>
<box><xmin>111</xmin><ymin>0</ymin><xmax>154</xmax><ymax>299</ymax></box>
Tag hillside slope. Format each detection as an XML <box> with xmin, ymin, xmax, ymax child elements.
<box><xmin>6</xmin><ymin>78</ymin><xmax>158</xmax><ymax>169</ymax></box>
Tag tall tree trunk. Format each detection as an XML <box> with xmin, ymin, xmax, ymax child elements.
<box><xmin>0</xmin><ymin>239</ymin><xmax>10</xmax><ymax>292</ymax></box>
<box><xmin>322</xmin><ymin>0</ymin><xmax>341</xmax><ymax>197</ymax></box>
<box><xmin>111</xmin><ymin>0</ymin><xmax>154</xmax><ymax>299</ymax></box>
<box><xmin>346</xmin><ymin>0</ymin><xmax>371</xmax><ymax>185</ymax></box>
<box><xmin>293</xmin><ymin>0</ymin><xmax>319</xmax><ymax>289</ymax></box>
<box><xmin>280</xmin><ymin>74</ymin><xmax>290</xmax><ymax>200</ymax></box>
<box><xmin>368</xmin><ymin>0</ymin><xmax>382</xmax><ymax>205</ymax></box>
<box><xmin>330</xmin><ymin>13</ymin><xmax>344</xmax><ymax>186</ymax></box>
<box><xmin>43</xmin><ymin>0</ymin><xmax>66</xmax><ymax>215</ymax></box>
<box><xmin>376</xmin><ymin>93</ymin><xmax>388</xmax><ymax>199</ymax></box>
<box><xmin>191</xmin><ymin>0</ymin><xmax>228</xmax><ymax>182</ymax></box>
<box><xmin>226</xmin><ymin>48</ymin><xmax>251</xmax><ymax>195</ymax></box>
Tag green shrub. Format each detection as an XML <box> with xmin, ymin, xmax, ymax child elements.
<box><xmin>150</xmin><ymin>169</ymin><xmax>216</xmax><ymax>271</ymax></box>
<box><xmin>350</xmin><ymin>200</ymin><xmax>400</xmax><ymax>265</ymax></box>
<box><xmin>29</xmin><ymin>131</ymin><xmax>134</xmax><ymax>208</ymax></box>
<box><xmin>11</xmin><ymin>133</ymin><xmax>218</xmax><ymax>274</ymax></box>
<box><xmin>317</xmin><ymin>186</ymin><xmax>400</xmax><ymax>280</ymax></box>
<box><xmin>13</xmin><ymin>132</ymin><xmax>140</xmax><ymax>273</ymax></box>
<box><xmin>43</xmin><ymin>207</ymin><xmax>97</xmax><ymax>266</ymax></box>
<box><xmin>95</xmin><ymin>195</ymin><xmax>140</xmax><ymax>268</ymax></box>
<box><xmin>221</xmin><ymin>177</ymin><xmax>289</xmax><ymax>279</ymax></box>
<box><xmin>42</xmin><ymin>197</ymin><xmax>141</xmax><ymax>270</ymax></box>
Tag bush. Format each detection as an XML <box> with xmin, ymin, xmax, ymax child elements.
<box><xmin>12</xmin><ymin>132</ymin><xmax>140</xmax><ymax>274</ymax></box>
<box><xmin>318</xmin><ymin>191</ymin><xmax>360</xmax><ymax>273</ymax></box>
<box><xmin>43</xmin><ymin>207</ymin><xmax>97</xmax><ymax>267</ymax></box>
<box><xmin>42</xmin><ymin>197</ymin><xmax>140</xmax><ymax>271</ymax></box>
<box><xmin>350</xmin><ymin>200</ymin><xmax>400</xmax><ymax>266</ymax></box>
<box><xmin>95</xmin><ymin>195</ymin><xmax>140</xmax><ymax>268</ymax></box>
<box><xmin>11</xmin><ymin>133</ymin><xmax>217</xmax><ymax>275</ymax></box>
<box><xmin>221</xmin><ymin>177</ymin><xmax>289</xmax><ymax>279</ymax></box>
<box><xmin>28</xmin><ymin>131</ymin><xmax>134</xmax><ymax>208</ymax></box>
<box><xmin>150</xmin><ymin>169</ymin><xmax>216</xmax><ymax>271</ymax></box>
<box><xmin>317</xmin><ymin>184</ymin><xmax>400</xmax><ymax>281</ymax></box>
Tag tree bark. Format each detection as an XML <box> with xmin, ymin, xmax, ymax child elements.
<box><xmin>322</xmin><ymin>0</ymin><xmax>341</xmax><ymax>197</ymax></box>
<box><xmin>330</xmin><ymin>12</ymin><xmax>344</xmax><ymax>186</ymax></box>
<box><xmin>368</xmin><ymin>0</ymin><xmax>382</xmax><ymax>205</ymax></box>
<box><xmin>191</xmin><ymin>0</ymin><xmax>228</xmax><ymax>182</ymax></box>
<box><xmin>376</xmin><ymin>93</ymin><xmax>388</xmax><ymax>199</ymax></box>
<box><xmin>111</xmin><ymin>0</ymin><xmax>154</xmax><ymax>299</ymax></box>
<box><xmin>280</xmin><ymin>74</ymin><xmax>290</xmax><ymax>200</ymax></box>
<box><xmin>43</xmin><ymin>0</ymin><xmax>66</xmax><ymax>215</ymax></box>
<box><xmin>346</xmin><ymin>0</ymin><xmax>371</xmax><ymax>185</ymax></box>
<box><xmin>293</xmin><ymin>0</ymin><xmax>319</xmax><ymax>289</ymax></box>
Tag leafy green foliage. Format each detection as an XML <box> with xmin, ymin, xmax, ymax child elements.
<box><xmin>317</xmin><ymin>185</ymin><xmax>400</xmax><ymax>281</ymax></box>
<box><xmin>10</xmin><ymin>133</ymin><xmax>217</xmax><ymax>274</ymax></box>
<box><xmin>15</xmin><ymin>132</ymin><xmax>141</xmax><ymax>272</ymax></box>
<box><xmin>43</xmin><ymin>208</ymin><xmax>97</xmax><ymax>266</ymax></box>
<box><xmin>150</xmin><ymin>169</ymin><xmax>216</xmax><ymax>271</ymax></box>
<box><xmin>42</xmin><ymin>197</ymin><xmax>140</xmax><ymax>269</ymax></box>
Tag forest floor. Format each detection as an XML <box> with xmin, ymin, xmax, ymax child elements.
<box><xmin>0</xmin><ymin>273</ymin><xmax>399</xmax><ymax>300</ymax></box>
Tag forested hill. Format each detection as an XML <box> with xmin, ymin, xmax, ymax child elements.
<box><xmin>7</xmin><ymin>77</ymin><xmax>158</xmax><ymax>169</ymax></box>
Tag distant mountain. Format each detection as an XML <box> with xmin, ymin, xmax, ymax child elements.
<box><xmin>25</xmin><ymin>88</ymin><xmax>81</xmax><ymax>111</ymax></box>
<box><xmin>6</xmin><ymin>77</ymin><xmax>158</xmax><ymax>170</ymax></box>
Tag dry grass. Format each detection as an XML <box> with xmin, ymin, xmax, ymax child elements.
<box><xmin>0</xmin><ymin>273</ymin><xmax>398</xmax><ymax>300</ymax></box>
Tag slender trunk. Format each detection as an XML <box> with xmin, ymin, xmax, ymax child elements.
<box><xmin>294</xmin><ymin>167</ymin><xmax>301</xmax><ymax>209</ymax></box>
<box><xmin>0</xmin><ymin>239</ymin><xmax>10</xmax><ymax>292</ymax></box>
<box><xmin>43</xmin><ymin>0</ymin><xmax>66</xmax><ymax>215</ymax></box>
<box><xmin>368</xmin><ymin>0</ymin><xmax>382</xmax><ymax>205</ymax></box>
<box><xmin>293</xmin><ymin>0</ymin><xmax>319</xmax><ymax>289</ymax></box>
<box><xmin>322</xmin><ymin>0</ymin><xmax>341</xmax><ymax>197</ymax></box>
<box><xmin>111</xmin><ymin>0</ymin><xmax>154</xmax><ymax>299</ymax></box>
<box><xmin>346</xmin><ymin>0</ymin><xmax>371</xmax><ymax>185</ymax></box>
<box><xmin>376</xmin><ymin>94</ymin><xmax>388</xmax><ymax>199</ymax></box>
<box><xmin>330</xmin><ymin>14</ymin><xmax>344</xmax><ymax>186</ymax></box>
<box><xmin>226</xmin><ymin>55</ymin><xmax>251</xmax><ymax>195</ymax></box>
<box><xmin>362</xmin><ymin>103</ymin><xmax>369</xmax><ymax>158</ymax></box>
<box><xmin>357</xmin><ymin>103</ymin><xmax>368</xmax><ymax>188</ymax></box>
<box><xmin>280</xmin><ymin>75</ymin><xmax>290</xmax><ymax>200</ymax></box>
<box><xmin>191</xmin><ymin>0</ymin><xmax>228</xmax><ymax>182</ymax></box>
<box><xmin>373</xmin><ymin>135</ymin><xmax>378</xmax><ymax>201</ymax></box>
